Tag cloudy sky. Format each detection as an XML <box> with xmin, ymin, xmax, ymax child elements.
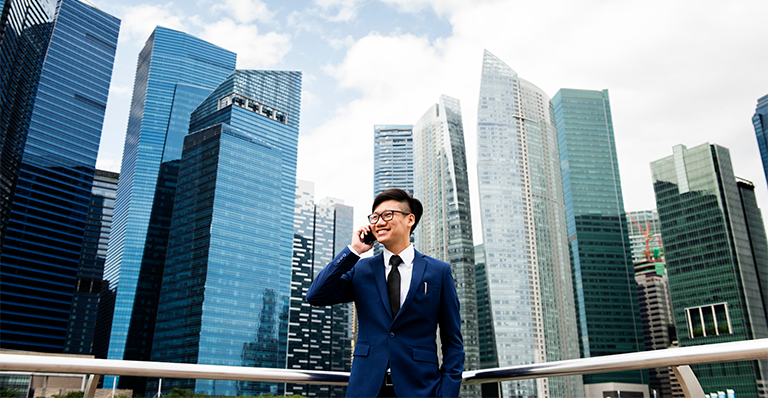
<box><xmin>91</xmin><ymin>0</ymin><xmax>768</xmax><ymax>243</ymax></box>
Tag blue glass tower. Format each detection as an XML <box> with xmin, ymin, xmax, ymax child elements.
<box><xmin>553</xmin><ymin>89</ymin><xmax>647</xmax><ymax>394</ymax></box>
<box><xmin>754</xmin><ymin>94</ymin><xmax>768</xmax><ymax>187</ymax></box>
<box><xmin>0</xmin><ymin>0</ymin><xmax>119</xmax><ymax>352</ymax></box>
<box><xmin>373</xmin><ymin>125</ymin><xmax>413</xmax><ymax>196</ymax></box>
<box><xmin>102</xmin><ymin>27</ymin><xmax>235</xmax><ymax>390</ymax></box>
<box><xmin>150</xmin><ymin>70</ymin><xmax>301</xmax><ymax>396</ymax></box>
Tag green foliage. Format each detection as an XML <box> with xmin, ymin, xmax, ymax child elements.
<box><xmin>159</xmin><ymin>391</ymin><xmax>304</xmax><ymax>398</ymax></box>
<box><xmin>0</xmin><ymin>388</ymin><xmax>22</xmax><ymax>398</ymax></box>
<box><xmin>52</xmin><ymin>391</ymin><xmax>84</xmax><ymax>398</ymax></box>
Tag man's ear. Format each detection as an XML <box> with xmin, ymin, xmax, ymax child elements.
<box><xmin>407</xmin><ymin>213</ymin><xmax>415</xmax><ymax>227</ymax></box>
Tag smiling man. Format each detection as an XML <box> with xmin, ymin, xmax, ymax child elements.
<box><xmin>306</xmin><ymin>188</ymin><xmax>464</xmax><ymax>398</ymax></box>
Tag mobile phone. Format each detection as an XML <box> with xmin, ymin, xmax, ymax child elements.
<box><xmin>361</xmin><ymin>230</ymin><xmax>376</xmax><ymax>244</ymax></box>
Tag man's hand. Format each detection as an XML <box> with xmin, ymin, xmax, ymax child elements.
<box><xmin>351</xmin><ymin>225</ymin><xmax>375</xmax><ymax>254</ymax></box>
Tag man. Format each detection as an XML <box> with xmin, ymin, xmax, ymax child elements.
<box><xmin>306</xmin><ymin>189</ymin><xmax>464</xmax><ymax>398</ymax></box>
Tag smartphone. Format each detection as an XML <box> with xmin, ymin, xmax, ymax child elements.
<box><xmin>361</xmin><ymin>230</ymin><xmax>376</xmax><ymax>244</ymax></box>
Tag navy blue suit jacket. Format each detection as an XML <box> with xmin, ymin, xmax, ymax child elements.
<box><xmin>305</xmin><ymin>246</ymin><xmax>464</xmax><ymax>398</ymax></box>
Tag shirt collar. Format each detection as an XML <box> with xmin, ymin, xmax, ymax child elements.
<box><xmin>383</xmin><ymin>244</ymin><xmax>414</xmax><ymax>267</ymax></box>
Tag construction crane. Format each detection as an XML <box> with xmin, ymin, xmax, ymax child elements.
<box><xmin>627</xmin><ymin>212</ymin><xmax>663</xmax><ymax>262</ymax></box>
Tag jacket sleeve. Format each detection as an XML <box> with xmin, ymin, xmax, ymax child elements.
<box><xmin>305</xmin><ymin>246</ymin><xmax>358</xmax><ymax>306</ymax></box>
<box><xmin>438</xmin><ymin>264</ymin><xmax>465</xmax><ymax>398</ymax></box>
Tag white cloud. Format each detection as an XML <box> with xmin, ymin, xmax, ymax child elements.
<box><xmin>326</xmin><ymin>35</ymin><xmax>355</xmax><ymax>50</ymax></box>
<box><xmin>199</xmin><ymin>18</ymin><xmax>292</xmax><ymax>69</ymax></box>
<box><xmin>298</xmin><ymin>0</ymin><xmax>768</xmax><ymax>240</ymax></box>
<box><xmin>118</xmin><ymin>3</ymin><xmax>189</xmax><ymax>45</ymax></box>
<box><xmin>313</xmin><ymin>0</ymin><xmax>364</xmax><ymax>23</ymax></box>
<box><xmin>211</xmin><ymin>0</ymin><xmax>275</xmax><ymax>24</ymax></box>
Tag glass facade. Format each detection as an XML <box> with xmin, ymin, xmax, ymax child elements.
<box><xmin>149</xmin><ymin>69</ymin><xmax>302</xmax><ymax>396</ymax></box>
<box><xmin>553</xmin><ymin>88</ymin><xmax>645</xmax><ymax>388</ymax></box>
<box><xmin>103</xmin><ymin>27</ymin><xmax>235</xmax><ymax>392</ymax></box>
<box><xmin>286</xmin><ymin>180</ymin><xmax>353</xmax><ymax>397</ymax></box>
<box><xmin>373</xmin><ymin>124</ymin><xmax>413</xmax><ymax>196</ymax></box>
<box><xmin>626</xmin><ymin>209</ymin><xmax>664</xmax><ymax>264</ymax></box>
<box><xmin>412</xmin><ymin>94</ymin><xmax>480</xmax><ymax>398</ymax></box>
<box><xmin>754</xmin><ymin>94</ymin><xmax>768</xmax><ymax>187</ymax></box>
<box><xmin>651</xmin><ymin>143</ymin><xmax>768</xmax><ymax>397</ymax></box>
<box><xmin>64</xmin><ymin>169</ymin><xmax>119</xmax><ymax>355</ymax></box>
<box><xmin>0</xmin><ymin>0</ymin><xmax>119</xmax><ymax>352</ymax></box>
<box><xmin>476</xmin><ymin>51</ymin><xmax>582</xmax><ymax>398</ymax></box>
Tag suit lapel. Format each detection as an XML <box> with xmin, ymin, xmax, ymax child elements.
<box><xmin>372</xmin><ymin>253</ymin><xmax>392</xmax><ymax>319</ymax></box>
<box><xmin>396</xmin><ymin>249</ymin><xmax>426</xmax><ymax>320</ymax></box>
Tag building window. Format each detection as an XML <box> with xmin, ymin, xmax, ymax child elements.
<box><xmin>685</xmin><ymin>302</ymin><xmax>731</xmax><ymax>338</ymax></box>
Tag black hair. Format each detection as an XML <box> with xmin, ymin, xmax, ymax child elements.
<box><xmin>372</xmin><ymin>189</ymin><xmax>423</xmax><ymax>234</ymax></box>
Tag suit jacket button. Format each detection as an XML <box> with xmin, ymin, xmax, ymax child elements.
<box><xmin>389</xmin><ymin>332</ymin><xmax>395</xmax><ymax>338</ymax></box>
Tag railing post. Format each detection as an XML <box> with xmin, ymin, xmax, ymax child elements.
<box><xmin>671</xmin><ymin>365</ymin><xmax>704</xmax><ymax>398</ymax></box>
<box><xmin>83</xmin><ymin>374</ymin><xmax>101</xmax><ymax>398</ymax></box>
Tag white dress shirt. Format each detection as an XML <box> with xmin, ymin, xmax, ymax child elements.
<box><xmin>383</xmin><ymin>244</ymin><xmax>414</xmax><ymax>308</ymax></box>
<box><xmin>347</xmin><ymin>244</ymin><xmax>414</xmax><ymax>308</ymax></box>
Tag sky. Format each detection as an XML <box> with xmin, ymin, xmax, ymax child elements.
<box><xmin>90</xmin><ymin>0</ymin><xmax>768</xmax><ymax>245</ymax></box>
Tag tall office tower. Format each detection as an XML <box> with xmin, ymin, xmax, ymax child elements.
<box><xmin>412</xmin><ymin>94</ymin><xmax>480</xmax><ymax>398</ymax></box>
<box><xmin>63</xmin><ymin>170</ymin><xmax>119</xmax><ymax>354</ymax></box>
<box><xmin>474</xmin><ymin>244</ymin><xmax>501</xmax><ymax>398</ymax></box>
<box><xmin>627</xmin><ymin>209</ymin><xmax>664</xmax><ymax>264</ymax></box>
<box><xmin>476</xmin><ymin>51</ymin><xmax>582</xmax><ymax>398</ymax></box>
<box><xmin>150</xmin><ymin>69</ymin><xmax>302</xmax><ymax>396</ymax></box>
<box><xmin>286</xmin><ymin>180</ymin><xmax>354</xmax><ymax>398</ymax></box>
<box><xmin>553</xmin><ymin>88</ymin><xmax>646</xmax><ymax>396</ymax></box>
<box><xmin>755</xmin><ymin>94</ymin><xmax>768</xmax><ymax>186</ymax></box>
<box><xmin>373</xmin><ymin>125</ymin><xmax>413</xmax><ymax>196</ymax></box>
<box><xmin>651</xmin><ymin>143</ymin><xmax>768</xmax><ymax>397</ymax></box>
<box><xmin>635</xmin><ymin>261</ymin><xmax>675</xmax><ymax>398</ymax></box>
<box><xmin>0</xmin><ymin>0</ymin><xmax>119</xmax><ymax>352</ymax></box>
<box><xmin>102</xmin><ymin>27</ymin><xmax>235</xmax><ymax>391</ymax></box>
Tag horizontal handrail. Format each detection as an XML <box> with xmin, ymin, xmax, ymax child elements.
<box><xmin>462</xmin><ymin>337</ymin><xmax>768</xmax><ymax>384</ymax></box>
<box><xmin>1</xmin><ymin>338</ymin><xmax>767</xmax><ymax>386</ymax></box>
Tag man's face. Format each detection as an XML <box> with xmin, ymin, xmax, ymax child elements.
<box><xmin>372</xmin><ymin>200</ymin><xmax>414</xmax><ymax>250</ymax></box>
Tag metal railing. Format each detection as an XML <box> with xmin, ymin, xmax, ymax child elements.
<box><xmin>2</xmin><ymin>338</ymin><xmax>768</xmax><ymax>398</ymax></box>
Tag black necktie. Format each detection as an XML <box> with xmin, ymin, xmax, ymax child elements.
<box><xmin>387</xmin><ymin>255</ymin><xmax>403</xmax><ymax>318</ymax></box>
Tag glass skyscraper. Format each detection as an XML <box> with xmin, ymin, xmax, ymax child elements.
<box><xmin>754</xmin><ymin>94</ymin><xmax>768</xmax><ymax>186</ymax></box>
<box><xmin>64</xmin><ymin>169</ymin><xmax>119</xmax><ymax>355</ymax></box>
<box><xmin>150</xmin><ymin>69</ymin><xmax>302</xmax><ymax>396</ymax></box>
<box><xmin>476</xmin><ymin>51</ymin><xmax>582</xmax><ymax>398</ymax></box>
<box><xmin>412</xmin><ymin>94</ymin><xmax>480</xmax><ymax>398</ymax></box>
<box><xmin>373</xmin><ymin>125</ymin><xmax>413</xmax><ymax>196</ymax></box>
<box><xmin>553</xmin><ymin>88</ymin><xmax>646</xmax><ymax>394</ymax></box>
<box><xmin>287</xmin><ymin>180</ymin><xmax>353</xmax><ymax>398</ymax></box>
<box><xmin>0</xmin><ymin>0</ymin><xmax>119</xmax><ymax>352</ymax></box>
<box><xmin>626</xmin><ymin>209</ymin><xmax>664</xmax><ymax>264</ymax></box>
<box><xmin>651</xmin><ymin>143</ymin><xmax>768</xmax><ymax>397</ymax></box>
<box><xmin>102</xmin><ymin>27</ymin><xmax>235</xmax><ymax>391</ymax></box>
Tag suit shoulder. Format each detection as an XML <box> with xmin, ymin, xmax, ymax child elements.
<box><xmin>419</xmin><ymin>252</ymin><xmax>451</xmax><ymax>271</ymax></box>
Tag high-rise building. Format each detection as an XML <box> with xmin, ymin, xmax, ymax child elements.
<box><xmin>635</xmin><ymin>261</ymin><xmax>675</xmax><ymax>398</ymax></box>
<box><xmin>474</xmin><ymin>243</ymin><xmax>501</xmax><ymax>398</ymax></box>
<box><xmin>102</xmin><ymin>27</ymin><xmax>235</xmax><ymax>391</ymax></box>
<box><xmin>0</xmin><ymin>0</ymin><xmax>120</xmax><ymax>352</ymax></box>
<box><xmin>287</xmin><ymin>180</ymin><xmax>353</xmax><ymax>397</ymax></box>
<box><xmin>476</xmin><ymin>51</ymin><xmax>582</xmax><ymax>398</ymax></box>
<box><xmin>651</xmin><ymin>143</ymin><xmax>768</xmax><ymax>397</ymax></box>
<box><xmin>373</xmin><ymin>125</ymin><xmax>413</xmax><ymax>196</ymax></box>
<box><xmin>64</xmin><ymin>170</ymin><xmax>119</xmax><ymax>355</ymax></box>
<box><xmin>150</xmin><ymin>69</ymin><xmax>302</xmax><ymax>396</ymax></box>
<box><xmin>627</xmin><ymin>210</ymin><xmax>664</xmax><ymax>264</ymax></box>
<box><xmin>412</xmin><ymin>94</ymin><xmax>480</xmax><ymax>398</ymax></box>
<box><xmin>754</xmin><ymin>94</ymin><xmax>768</xmax><ymax>186</ymax></box>
<box><xmin>553</xmin><ymin>88</ymin><xmax>646</xmax><ymax>395</ymax></box>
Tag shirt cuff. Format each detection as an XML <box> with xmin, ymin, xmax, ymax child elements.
<box><xmin>347</xmin><ymin>244</ymin><xmax>361</xmax><ymax>257</ymax></box>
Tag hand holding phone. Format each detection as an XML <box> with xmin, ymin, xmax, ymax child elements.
<box><xmin>361</xmin><ymin>229</ymin><xmax>376</xmax><ymax>245</ymax></box>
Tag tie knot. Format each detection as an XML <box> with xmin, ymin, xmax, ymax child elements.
<box><xmin>390</xmin><ymin>255</ymin><xmax>403</xmax><ymax>268</ymax></box>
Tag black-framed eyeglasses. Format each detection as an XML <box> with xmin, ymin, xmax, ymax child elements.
<box><xmin>368</xmin><ymin>210</ymin><xmax>411</xmax><ymax>224</ymax></box>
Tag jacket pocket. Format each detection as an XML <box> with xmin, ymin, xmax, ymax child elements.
<box><xmin>354</xmin><ymin>343</ymin><xmax>370</xmax><ymax>357</ymax></box>
<box><xmin>413</xmin><ymin>347</ymin><xmax>438</xmax><ymax>364</ymax></box>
